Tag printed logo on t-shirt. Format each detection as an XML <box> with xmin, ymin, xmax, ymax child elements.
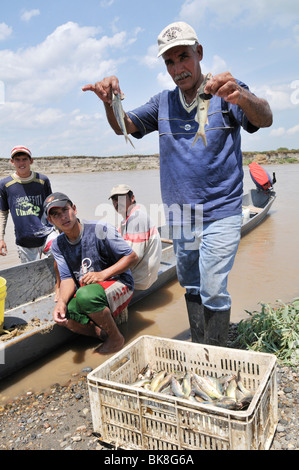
<box><xmin>15</xmin><ymin>195</ymin><xmax>43</xmax><ymax>216</ymax></box>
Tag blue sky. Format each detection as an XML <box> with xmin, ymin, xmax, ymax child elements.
<box><xmin>0</xmin><ymin>0</ymin><xmax>298</xmax><ymax>158</ymax></box>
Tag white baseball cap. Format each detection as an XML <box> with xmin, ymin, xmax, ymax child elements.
<box><xmin>157</xmin><ymin>22</ymin><xmax>199</xmax><ymax>57</ymax></box>
<box><xmin>109</xmin><ymin>184</ymin><xmax>133</xmax><ymax>199</ymax></box>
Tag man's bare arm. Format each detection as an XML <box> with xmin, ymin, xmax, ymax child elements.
<box><xmin>204</xmin><ymin>72</ymin><xmax>273</xmax><ymax>128</ymax></box>
<box><xmin>0</xmin><ymin>210</ymin><xmax>8</xmax><ymax>256</ymax></box>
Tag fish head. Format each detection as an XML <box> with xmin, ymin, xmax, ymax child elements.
<box><xmin>198</xmin><ymin>72</ymin><xmax>213</xmax><ymax>100</ymax></box>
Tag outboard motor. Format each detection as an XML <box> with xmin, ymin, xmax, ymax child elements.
<box><xmin>249</xmin><ymin>162</ymin><xmax>276</xmax><ymax>191</ymax></box>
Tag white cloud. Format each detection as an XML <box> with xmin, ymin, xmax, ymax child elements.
<box><xmin>0</xmin><ymin>81</ymin><xmax>4</xmax><ymax>104</ymax></box>
<box><xmin>70</xmin><ymin>111</ymin><xmax>103</xmax><ymax>128</ymax></box>
<box><xmin>0</xmin><ymin>20</ymin><xmax>146</xmax><ymax>157</ymax></box>
<box><xmin>252</xmin><ymin>84</ymin><xmax>296</xmax><ymax>111</ymax></box>
<box><xmin>210</xmin><ymin>55</ymin><xmax>228</xmax><ymax>75</ymax></box>
<box><xmin>0</xmin><ymin>22</ymin><xmax>12</xmax><ymax>41</ymax></box>
<box><xmin>0</xmin><ymin>22</ymin><xmax>137</xmax><ymax>104</ymax></box>
<box><xmin>141</xmin><ymin>44</ymin><xmax>159</xmax><ymax>68</ymax></box>
<box><xmin>157</xmin><ymin>72</ymin><xmax>175</xmax><ymax>90</ymax></box>
<box><xmin>0</xmin><ymin>100</ymin><xmax>107</xmax><ymax>156</ymax></box>
<box><xmin>287</xmin><ymin>124</ymin><xmax>299</xmax><ymax>135</ymax></box>
<box><xmin>21</xmin><ymin>9</ymin><xmax>40</xmax><ymax>22</ymax></box>
<box><xmin>270</xmin><ymin>127</ymin><xmax>285</xmax><ymax>137</ymax></box>
<box><xmin>33</xmin><ymin>108</ymin><xmax>65</xmax><ymax>126</ymax></box>
<box><xmin>100</xmin><ymin>0</ymin><xmax>115</xmax><ymax>8</ymax></box>
<box><xmin>270</xmin><ymin>124</ymin><xmax>299</xmax><ymax>137</ymax></box>
<box><xmin>179</xmin><ymin>0</ymin><xmax>299</xmax><ymax>28</ymax></box>
<box><xmin>0</xmin><ymin>102</ymin><xmax>65</xmax><ymax>129</ymax></box>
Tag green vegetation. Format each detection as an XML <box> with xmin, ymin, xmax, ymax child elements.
<box><xmin>278</xmin><ymin>158</ymin><xmax>298</xmax><ymax>164</ymax></box>
<box><xmin>234</xmin><ymin>300</ymin><xmax>299</xmax><ymax>367</ymax></box>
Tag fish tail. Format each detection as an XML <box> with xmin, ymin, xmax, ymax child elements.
<box><xmin>191</xmin><ymin>134</ymin><xmax>199</xmax><ymax>147</ymax></box>
<box><xmin>192</xmin><ymin>130</ymin><xmax>207</xmax><ymax>147</ymax></box>
<box><xmin>201</xmin><ymin>133</ymin><xmax>207</xmax><ymax>147</ymax></box>
<box><xmin>126</xmin><ymin>135</ymin><xmax>135</xmax><ymax>148</ymax></box>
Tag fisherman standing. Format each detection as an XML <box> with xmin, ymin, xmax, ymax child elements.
<box><xmin>82</xmin><ymin>22</ymin><xmax>273</xmax><ymax>346</ymax></box>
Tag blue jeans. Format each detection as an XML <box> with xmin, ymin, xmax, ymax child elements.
<box><xmin>172</xmin><ymin>215</ymin><xmax>242</xmax><ymax>311</ymax></box>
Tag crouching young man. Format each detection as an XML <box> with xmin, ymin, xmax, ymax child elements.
<box><xmin>44</xmin><ymin>192</ymin><xmax>138</xmax><ymax>354</ymax></box>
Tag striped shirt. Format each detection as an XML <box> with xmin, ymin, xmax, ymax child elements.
<box><xmin>119</xmin><ymin>204</ymin><xmax>162</xmax><ymax>290</ymax></box>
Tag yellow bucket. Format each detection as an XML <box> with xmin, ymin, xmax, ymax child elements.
<box><xmin>0</xmin><ymin>277</ymin><xmax>7</xmax><ymax>330</ymax></box>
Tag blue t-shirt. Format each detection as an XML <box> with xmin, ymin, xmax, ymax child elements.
<box><xmin>128</xmin><ymin>81</ymin><xmax>258</xmax><ymax>224</ymax></box>
<box><xmin>0</xmin><ymin>172</ymin><xmax>52</xmax><ymax>247</ymax></box>
<box><xmin>51</xmin><ymin>221</ymin><xmax>134</xmax><ymax>291</ymax></box>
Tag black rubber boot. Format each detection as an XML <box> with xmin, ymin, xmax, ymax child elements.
<box><xmin>184</xmin><ymin>293</ymin><xmax>205</xmax><ymax>343</ymax></box>
<box><xmin>203</xmin><ymin>307</ymin><xmax>231</xmax><ymax>347</ymax></box>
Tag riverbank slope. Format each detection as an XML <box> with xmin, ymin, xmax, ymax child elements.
<box><xmin>1</xmin><ymin>150</ymin><xmax>299</xmax><ymax>177</ymax></box>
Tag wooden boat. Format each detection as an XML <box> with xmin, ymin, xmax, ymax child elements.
<box><xmin>0</xmin><ymin>233</ymin><xmax>177</xmax><ymax>380</ymax></box>
<box><xmin>0</xmin><ymin>188</ymin><xmax>275</xmax><ymax>380</ymax></box>
<box><xmin>241</xmin><ymin>188</ymin><xmax>276</xmax><ymax>236</ymax></box>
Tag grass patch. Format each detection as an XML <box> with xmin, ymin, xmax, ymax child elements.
<box><xmin>233</xmin><ymin>300</ymin><xmax>299</xmax><ymax>366</ymax></box>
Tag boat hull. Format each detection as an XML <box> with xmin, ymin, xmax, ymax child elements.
<box><xmin>0</xmin><ymin>243</ymin><xmax>177</xmax><ymax>380</ymax></box>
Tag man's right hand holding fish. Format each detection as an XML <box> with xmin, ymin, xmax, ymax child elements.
<box><xmin>82</xmin><ymin>76</ymin><xmax>137</xmax><ymax>143</ymax></box>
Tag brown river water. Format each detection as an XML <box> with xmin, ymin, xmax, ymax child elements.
<box><xmin>0</xmin><ymin>164</ymin><xmax>298</xmax><ymax>403</ymax></box>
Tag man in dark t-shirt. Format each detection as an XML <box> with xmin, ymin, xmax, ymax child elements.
<box><xmin>0</xmin><ymin>145</ymin><xmax>56</xmax><ymax>263</ymax></box>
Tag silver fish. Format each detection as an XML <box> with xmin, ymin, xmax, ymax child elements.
<box><xmin>150</xmin><ymin>370</ymin><xmax>166</xmax><ymax>392</ymax></box>
<box><xmin>156</xmin><ymin>374</ymin><xmax>173</xmax><ymax>393</ymax></box>
<box><xmin>237</xmin><ymin>371</ymin><xmax>253</xmax><ymax>397</ymax></box>
<box><xmin>132</xmin><ymin>377</ymin><xmax>151</xmax><ymax>388</ymax></box>
<box><xmin>192</xmin><ymin>72</ymin><xmax>212</xmax><ymax>148</ymax></box>
<box><xmin>160</xmin><ymin>384</ymin><xmax>174</xmax><ymax>395</ymax></box>
<box><xmin>171</xmin><ymin>377</ymin><xmax>185</xmax><ymax>398</ymax></box>
<box><xmin>192</xmin><ymin>97</ymin><xmax>209</xmax><ymax>147</ymax></box>
<box><xmin>226</xmin><ymin>379</ymin><xmax>238</xmax><ymax>400</ymax></box>
<box><xmin>219</xmin><ymin>373</ymin><xmax>237</xmax><ymax>385</ymax></box>
<box><xmin>191</xmin><ymin>380</ymin><xmax>211</xmax><ymax>402</ymax></box>
<box><xmin>131</xmin><ymin>366</ymin><xmax>254</xmax><ymax>412</ymax></box>
<box><xmin>137</xmin><ymin>364</ymin><xmax>151</xmax><ymax>380</ymax></box>
<box><xmin>214</xmin><ymin>397</ymin><xmax>241</xmax><ymax>410</ymax></box>
<box><xmin>236</xmin><ymin>396</ymin><xmax>253</xmax><ymax>410</ymax></box>
<box><xmin>182</xmin><ymin>372</ymin><xmax>192</xmax><ymax>398</ymax></box>
<box><xmin>204</xmin><ymin>375</ymin><xmax>223</xmax><ymax>395</ymax></box>
<box><xmin>111</xmin><ymin>92</ymin><xmax>135</xmax><ymax>148</ymax></box>
<box><xmin>193</xmin><ymin>373</ymin><xmax>223</xmax><ymax>399</ymax></box>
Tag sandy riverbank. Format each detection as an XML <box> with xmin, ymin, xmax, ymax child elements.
<box><xmin>0</xmin><ymin>326</ymin><xmax>297</xmax><ymax>451</ymax></box>
<box><xmin>1</xmin><ymin>151</ymin><xmax>299</xmax><ymax>178</ymax></box>
<box><xmin>0</xmin><ymin>154</ymin><xmax>160</xmax><ymax>177</ymax></box>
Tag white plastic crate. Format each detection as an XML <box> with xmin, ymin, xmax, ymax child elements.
<box><xmin>87</xmin><ymin>335</ymin><xmax>278</xmax><ymax>450</ymax></box>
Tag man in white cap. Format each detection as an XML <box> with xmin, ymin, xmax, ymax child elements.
<box><xmin>109</xmin><ymin>184</ymin><xmax>162</xmax><ymax>291</ymax></box>
<box><xmin>0</xmin><ymin>146</ymin><xmax>57</xmax><ymax>264</ymax></box>
<box><xmin>82</xmin><ymin>21</ymin><xmax>273</xmax><ymax>347</ymax></box>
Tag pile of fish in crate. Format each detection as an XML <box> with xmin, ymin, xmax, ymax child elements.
<box><xmin>131</xmin><ymin>366</ymin><xmax>253</xmax><ymax>411</ymax></box>
<box><xmin>87</xmin><ymin>336</ymin><xmax>278</xmax><ymax>450</ymax></box>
